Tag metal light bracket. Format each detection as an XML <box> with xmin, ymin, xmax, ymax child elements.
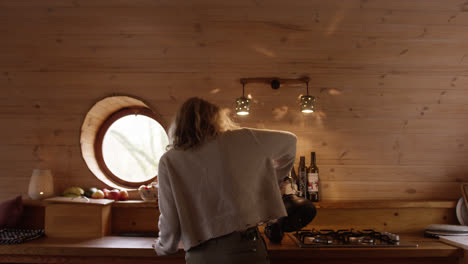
<box><xmin>240</xmin><ymin>77</ymin><xmax>310</xmax><ymax>90</ymax></box>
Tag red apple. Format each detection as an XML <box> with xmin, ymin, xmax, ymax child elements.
<box><xmin>119</xmin><ymin>190</ymin><xmax>129</xmax><ymax>201</ymax></box>
<box><xmin>108</xmin><ymin>189</ymin><xmax>121</xmax><ymax>201</ymax></box>
<box><xmin>102</xmin><ymin>188</ymin><xmax>110</xmax><ymax>199</ymax></box>
<box><xmin>91</xmin><ymin>190</ymin><xmax>105</xmax><ymax>199</ymax></box>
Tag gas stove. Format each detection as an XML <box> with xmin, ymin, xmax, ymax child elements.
<box><xmin>289</xmin><ymin>229</ymin><xmax>418</xmax><ymax>248</ymax></box>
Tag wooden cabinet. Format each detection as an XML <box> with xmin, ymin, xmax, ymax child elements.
<box><xmin>0</xmin><ymin>235</ymin><xmax>463</xmax><ymax>264</ymax></box>
<box><xmin>11</xmin><ymin>200</ymin><xmax>462</xmax><ymax>263</ymax></box>
<box><xmin>45</xmin><ymin>203</ymin><xmax>112</xmax><ymax>238</ymax></box>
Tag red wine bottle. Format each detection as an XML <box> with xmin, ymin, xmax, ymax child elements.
<box><xmin>307</xmin><ymin>152</ymin><xmax>320</xmax><ymax>202</ymax></box>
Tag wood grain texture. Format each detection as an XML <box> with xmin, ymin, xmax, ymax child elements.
<box><xmin>306</xmin><ymin>208</ymin><xmax>457</xmax><ymax>233</ymax></box>
<box><xmin>0</xmin><ymin>255</ymin><xmax>461</xmax><ymax>264</ymax></box>
<box><xmin>45</xmin><ymin>204</ymin><xmax>111</xmax><ymax>238</ymax></box>
<box><xmin>111</xmin><ymin>207</ymin><xmax>158</xmax><ymax>234</ymax></box>
<box><xmin>22</xmin><ymin>200</ymin><xmax>457</xmax><ymax>234</ymax></box>
<box><xmin>314</xmin><ymin>200</ymin><xmax>456</xmax><ymax>209</ymax></box>
<box><xmin>80</xmin><ymin>96</ymin><xmax>150</xmax><ymax>189</ymax></box>
<box><xmin>0</xmin><ymin>234</ymin><xmax>461</xmax><ymax>263</ymax></box>
<box><xmin>1</xmin><ymin>0</ymin><xmax>468</xmax><ymax>201</ymax></box>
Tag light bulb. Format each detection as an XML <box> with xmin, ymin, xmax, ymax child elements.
<box><xmin>300</xmin><ymin>95</ymin><xmax>315</xmax><ymax>113</ymax></box>
<box><xmin>236</xmin><ymin>96</ymin><xmax>250</xmax><ymax>116</ymax></box>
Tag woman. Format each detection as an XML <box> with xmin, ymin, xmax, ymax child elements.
<box><xmin>153</xmin><ymin>97</ymin><xmax>297</xmax><ymax>264</ymax></box>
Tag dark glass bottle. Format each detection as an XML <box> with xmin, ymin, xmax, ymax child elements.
<box><xmin>307</xmin><ymin>152</ymin><xmax>320</xmax><ymax>202</ymax></box>
<box><xmin>298</xmin><ymin>156</ymin><xmax>307</xmax><ymax>198</ymax></box>
<box><xmin>290</xmin><ymin>165</ymin><xmax>297</xmax><ymax>182</ymax></box>
<box><xmin>290</xmin><ymin>166</ymin><xmax>298</xmax><ymax>195</ymax></box>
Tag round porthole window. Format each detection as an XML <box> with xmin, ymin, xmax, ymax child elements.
<box><xmin>95</xmin><ymin>107</ymin><xmax>169</xmax><ymax>187</ymax></box>
<box><xmin>80</xmin><ymin>96</ymin><xmax>169</xmax><ymax>189</ymax></box>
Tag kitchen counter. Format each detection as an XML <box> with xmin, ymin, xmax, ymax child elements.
<box><xmin>23</xmin><ymin>199</ymin><xmax>457</xmax><ymax>209</ymax></box>
<box><xmin>0</xmin><ymin>233</ymin><xmax>463</xmax><ymax>264</ymax></box>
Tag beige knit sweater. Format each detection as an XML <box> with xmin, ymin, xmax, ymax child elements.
<box><xmin>154</xmin><ymin>128</ymin><xmax>297</xmax><ymax>255</ymax></box>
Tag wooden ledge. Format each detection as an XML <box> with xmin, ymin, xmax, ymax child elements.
<box><xmin>24</xmin><ymin>199</ymin><xmax>455</xmax><ymax>209</ymax></box>
<box><xmin>314</xmin><ymin>200</ymin><xmax>456</xmax><ymax>209</ymax></box>
<box><xmin>0</xmin><ymin>234</ymin><xmax>461</xmax><ymax>260</ymax></box>
<box><xmin>23</xmin><ymin>199</ymin><xmax>158</xmax><ymax>208</ymax></box>
<box><xmin>22</xmin><ymin>199</ymin><xmax>47</xmax><ymax>207</ymax></box>
<box><xmin>112</xmin><ymin>200</ymin><xmax>158</xmax><ymax>208</ymax></box>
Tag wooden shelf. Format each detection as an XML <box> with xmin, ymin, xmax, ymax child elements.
<box><xmin>314</xmin><ymin>200</ymin><xmax>456</xmax><ymax>209</ymax></box>
<box><xmin>0</xmin><ymin>234</ymin><xmax>461</xmax><ymax>260</ymax></box>
<box><xmin>23</xmin><ymin>199</ymin><xmax>157</xmax><ymax>208</ymax></box>
<box><xmin>112</xmin><ymin>200</ymin><xmax>158</xmax><ymax>208</ymax></box>
<box><xmin>22</xmin><ymin>199</ymin><xmax>47</xmax><ymax>207</ymax></box>
<box><xmin>24</xmin><ymin>199</ymin><xmax>455</xmax><ymax>209</ymax></box>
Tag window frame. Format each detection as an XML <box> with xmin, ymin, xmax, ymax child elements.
<box><xmin>94</xmin><ymin>106</ymin><xmax>167</xmax><ymax>188</ymax></box>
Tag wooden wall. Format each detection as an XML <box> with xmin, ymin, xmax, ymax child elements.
<box><xmin>1</xmin><ymin>0</ymin><xmax>468</xmax><ymax>201</ymax></box>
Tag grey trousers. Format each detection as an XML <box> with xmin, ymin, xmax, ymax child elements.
<box><xmin>185</xmin><ymin>228</ymin><xmax>270</xmax><ymax>264</ymax></box>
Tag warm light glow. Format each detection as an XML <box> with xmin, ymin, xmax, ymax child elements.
<box><xmin>210</xmin><ymin>88</ymin><xmax>220</xmax><ymax>94</ymax></box>
<box><xmin>28</xmin><ymin>169</ymin><xmax>54</xmax><ymax>200</ymax></box>
<box><xmin>272</xmin><ymin>106</ymin><xmax>289</xmax><ymax>120</ymax></box>
<box><xmin>236</xmin><ymin>96</ymin><xmax>250</xmax><ymax>116</ymax></box>
<box><xmin>300</xmin><ymin>95</ymin><xmax>315</xmax><ymax>113</ymax></box>
<box><xmin>252</xmin><ymin>46</ymin><xmax>276</xmax><ymax>57</ymax></box>
<box><xmin>326</xmin><ymin>9</ymin><xmax>346</xmax><ymax>36</ymax></box>
<box><xmin>328</xmin><ymin>88</ymin><xmax>342</xmax><ymax>95</ymax></box>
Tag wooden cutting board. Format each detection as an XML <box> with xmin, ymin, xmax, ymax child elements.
<box><xmin>439</xmin><ymin>235</ymin><xmax>468</xmax><ymax>250</ymax></box>
<box><xmin>44</xmin><ymin>196</ymin><xmax>114</xmax><ymax>205</ymax></box>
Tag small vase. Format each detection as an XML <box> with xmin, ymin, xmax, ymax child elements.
<box><xmin>28</xmin><ymin>169</ymin><xmax>54</xmax><ymax>200</ymax></box>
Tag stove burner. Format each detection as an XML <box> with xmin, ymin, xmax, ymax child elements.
<box><xmin>308</xmin><ymin>235</ymin><xmax>333</xmax><ymax>245</ymax></box>
<box><xmin>348</xmin><ymin>236</ymin><xmax>365</xmax><ymax>244</ymax></box>
<box><xmin>289</xmin><ymin>229</ymin><xmax>418</xmax><ymax>248</ymax></box>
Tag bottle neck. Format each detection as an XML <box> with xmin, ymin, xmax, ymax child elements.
<box><xmin>310</xmin><ymin>152</ymin><xmax>316</xmax><ymax>166</ymax></box>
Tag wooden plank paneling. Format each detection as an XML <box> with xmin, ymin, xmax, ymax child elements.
<box><xmin>320</xmin><ymin>182</ymin><xmax>463</xmax><ymax>200</ymax></box>
<box><xmin>308</xmin><ymin>207</ymin><xmax>457</xmax><ymax>232</ymax></box>
<box><xmin>1</xmin><ymin>0</ymin><xmax>468</xmax><ymax>202</ymax></box>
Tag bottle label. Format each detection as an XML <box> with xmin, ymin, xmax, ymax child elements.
<box><xmin>307</xmin><ymin>173</ymin><xmax>319</xmax><ymax>192</ymax></box>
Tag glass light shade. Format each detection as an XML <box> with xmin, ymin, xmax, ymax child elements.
<box><xmin>28</xmin><ymin>169</ymin><xmax>54</xmax><ymax>200</ymax></box>
<box><xmin>236</xmin><ymin>96</ymin><xmax>250</xmax><ymax>116</ymax></box>
<box><xmin>300</xmin><ymin>95</ymin><xmax>315</xmax><ymax>113</ymax></box>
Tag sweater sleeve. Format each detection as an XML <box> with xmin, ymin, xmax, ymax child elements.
<box><xmin>248</xmin><ymin>128</ymin><xmax>297</xmax><ymax>182</ymax></box>
<box><xmin>154</xmin><ymin>156</ymin><xmax>181</xmax><ymax>256</ymax></box>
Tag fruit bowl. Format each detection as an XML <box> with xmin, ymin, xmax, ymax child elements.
<box><xmin>138</xmin><ymin>182</ymin><xmax>158</xmax><ymax>202</ymax></box>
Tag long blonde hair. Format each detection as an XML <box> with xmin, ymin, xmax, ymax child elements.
<box><xmin>170</xmin><ymin>97</ymin><xmax>238</xmax><ymax>150</ymax></box>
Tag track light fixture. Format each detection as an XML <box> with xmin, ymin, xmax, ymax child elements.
<box><xmin>235</xmin><ymin>77</ymin><xmax>314</xmax><ymax>116</ymax></box>
<box><xmin>236</xmin><ymin>82</ymin><xmax>250</xmax><ymax>116</ymax></box>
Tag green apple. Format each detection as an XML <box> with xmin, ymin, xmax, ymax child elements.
<box><xmin>84</xmin><ymin>187</ymin><xmax>98</xmax><ymax>198</ymax></box>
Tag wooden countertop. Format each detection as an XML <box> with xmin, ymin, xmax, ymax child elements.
<box><xmin>314</xmin><ymin>200</ymin><xmax>456</xmax><ymax>209</ymax></box>
<box><xmin>0</xmin><ymin>233</ymin><xmax>462</xmax><ymax>259</ymax></box>
<box><xmin>268</xmin><ymin>233</ymin><xmax>463</xmax><ymax>259</ymax></box>
<box><xmin>23</xmin><ymin>199</ymin><xmax>457</xmax><ymax>209</ymax></box>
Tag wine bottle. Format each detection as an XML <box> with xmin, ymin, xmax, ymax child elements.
<box><xmin>307</xmin><ymin>152</ymin><xmax>320</xmax><ymax>202</ymax></box>
<box><xmin>298</xmin><ymin>156</ymin><xmax>307</xmax><ymax>198</ymax></box>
